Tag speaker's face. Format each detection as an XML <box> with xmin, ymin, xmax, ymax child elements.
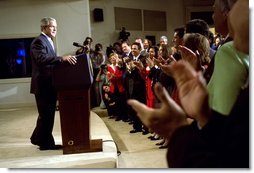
<box><xmin>44</xmin><ymin>20</ymin><xmax>57</xmax><ymax>38</ymax></box>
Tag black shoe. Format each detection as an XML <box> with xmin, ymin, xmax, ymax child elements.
<box><xmin>150</xmin><ymin>136</ymin><xmax>161</xmax><ymax>140</ymax></box>
<box><xmin>129</xmin><ymin>129</ymin><xmax>142</xmax><ymax>133</ymax></box>
<box><xmin>159</xmin><ymin>145</ymin><xmax>168</xmax><ymax>149</ymax></box>
<box><xmin>122</xmin><ymin>119</ymin><xmax>130</xmax><ymax>122</ymax></box>
<box><xmin>55</xmin><ymin>106</ymin><xmax>59</xmax><ymax>111</ymax></box>
<box><xmin>156</xmin><ymin>141</ymin><xmax>165</xmax><ymax>145</ymax></box>
<box><xmin>142</xmin><ymin>131</ymin><xmax>149</xmax><ymax>135</ymax></box>
<box><xmin>31</xmin><ymin>140</ymin><xmax>39</xmax><ymax>146</ymax></box>
<box><xmin>115</xmin><ymin>118</ymin><xmax>121</xmax><ymax>121</ymax></box>
<box><xmin>39</xmin><ymin>144</ymin><xmax>63</xmax><ymax>150</ymax></box>
<box><xmin>147</xmin><ymin>136</ymin><xmax>153</xmax><ymax>139</ymax></box>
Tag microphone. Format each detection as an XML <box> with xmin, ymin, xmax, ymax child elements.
<box><xmin>73</xmin><ymin>42</ymin><xmax>84</xmax><ymax>48</ymax></box>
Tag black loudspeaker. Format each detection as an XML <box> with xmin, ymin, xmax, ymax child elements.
<box><xmin>93</xmin><ymin>8</ymin><xmax>104</xmax><ymax>22</ymax></box>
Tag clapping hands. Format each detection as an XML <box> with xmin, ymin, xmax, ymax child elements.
<box><xmin>128</xmin><ymin>60</ymin><xmax>211</xmax><ymax>140</ymax></box>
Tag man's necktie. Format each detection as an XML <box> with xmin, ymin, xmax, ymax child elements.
<box><xmin>49</xmin><ymin>39</ymin><xmax>55</xmax><ymax>51</ymax></box>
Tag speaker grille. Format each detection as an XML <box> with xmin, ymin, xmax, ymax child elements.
<box><xmin>93</xmin><ymin>8</ymin><xmax>104</xmax><ymax>22</ymax></box>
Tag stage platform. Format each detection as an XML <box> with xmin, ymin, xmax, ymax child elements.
<box><xmin>0</xmin><ymin>106</ymin><xmax>118</xmax><ymax>168</ymax></box>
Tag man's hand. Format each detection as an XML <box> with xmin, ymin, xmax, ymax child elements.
<box><xmin>128</xmin><ymin>83</ymin><xmax>188</xmax><ymax>139</ymax></box>
<box><xmin>133</xmin><ymin>61</ymin><xmax>144</xmax><ymax>71</ymax></box>
<box><xmin>128</xmin><ymin>60</ymin><xmax>211</xmax><ymax>138</ymax></box>
<box><xmin>62</xmin><ymin>55</ymin><xmax>77</xmax><ymax>65</ymax></box>
<box><xmin>178</xmin><ymin>45</ymin><xmax>202</xmax><ymax>71</ymax></box>
<box><xmin>169</xmin><ymin>60</ymin><xmax>210</xmax><ymax>127</ymax></box>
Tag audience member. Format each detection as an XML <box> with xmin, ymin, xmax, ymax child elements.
<box><xmin>154</xmin><ymin>44</ymin><xmax>175</xmax><ymax>95</ymax></box>
<box><xmin>211</xmin><ymin>34</ymin><xmax>222</xmax><ymax>50</ymax></box>
<box><xmin>171</xmin><ymin>26</ymin><xmax>185</xmax><ymax>61</ymax></box>
<box><xmin>159</xmin><ymin>35</ymin><xmax>168</xmax><ymax>46</ymax></box>
<box><xmin>90</xmin><ymin>43</ymin><xmax>106</xmax><ymax>107</ymax></box>
<box><xmin>75</xmin><ymin>36</ymin><xmax>97</xmax><ymax>108</ymax></box>
<box><xmin>127</xmin><ymin>0</ymin><xmax>249</xmax><ymax>167</ymax></box>
<box><xmin>102</xmin><ymin>83</ymin><xmax>119</xmax><ymax>119</ymax></box>
<box><xmin>185</xmin><ymin>19</ymin><xmax>216</xmax><ymax>61</ymax></box>
<box><xmin>120</xmin><ymin>41</ymin><xmax>134</xmax><ymax>124</ymax></box>
<box><xmin>182</xmin><ymin>33</ymin><xmax>211</xmax><ymax>70</ymax></box>
<box><xmin>207</xmin><ymin>0</ymin><xmax>248</xmax><ymax>116</ymax></box>
<box><xmin>143</xmin><ymin>38</ymin><xmax>152</xmax><ymax>54</ymax></box>
<box><xmin>107</xmin><ymin>53</ymin><xmax>128</xmax><ymax>121</ymax></box>
<box><xmin>75</xmin><ymin>36</ymin><xmax>93</xmax><ymax>55</ymax></box>
<box><xmin>133</xmin><ymin>45</ymin><xmax>159</xmax><ymax>135</ymax></box>
<box><xmin>208</xmin><ymin>31</ymin><xmax>215</xmax><ymax>48</ymax></box>
<box><xmin>135</xmin><ymin>37</ymin><xmax>148</xmax><ymax>57</ymax></box>
<box><xmin>146</xmin><ymin>46</ymin><xmax>161</xmax><ymax>141</ymax></box>
<box><xmin>204</xmin><ymin>0</ymin><xmax>237</xmax><ymax>82</ymax></box>
<box><xmin>96</xmin><ymin>64</ymin><xmax>109</xmax><ymax>109</ymax></box>
<box><xmin>127</xmin><ymin>42</ymin><xmax>147</xmax><ymax>133</ymax></box>
<box><xmin>113</xmin><ymin>41</ymin><xmax>123</xmax><ymax>56</ymax></box>
<box><xmin>119</xmin><ymin>27</ymin><xmax>130</xmax><ymax>42</ymax></box>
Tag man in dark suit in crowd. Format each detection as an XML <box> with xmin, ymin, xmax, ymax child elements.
<box><xmin>127</xmin><ymin>42</ymin><xmax>147</xmax><ymax>133</ymax></box>
<box><xmin>30</xmin><ymin>17</ymin><xmax>77</xmax><ymax>150</ymax></box>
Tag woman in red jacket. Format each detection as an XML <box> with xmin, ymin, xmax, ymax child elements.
<box><xmin>107</xmin><ymin>53</ymin><xmax>128</xmax><ymax>121</ymax></box>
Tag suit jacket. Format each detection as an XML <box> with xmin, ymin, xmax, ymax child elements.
<box><xmin>127</xmin><ymin>54</ymin><xmax>147</xmax><ymax>103</ymax></box>
<box><xmin>107</xmin><ymin>64</ymin><xmax>125</xmax><ymax>93</ymax></box>
<box><xmin>30</xmin><ymin>34</ymin><xmax>62</xmax><ymax>95</ymax></box>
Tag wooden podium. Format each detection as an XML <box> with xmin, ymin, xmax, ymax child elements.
<box><xmin>52</xmin><ymin>54</ymin><xmax>102</xmax><ymax>154</ymax></box>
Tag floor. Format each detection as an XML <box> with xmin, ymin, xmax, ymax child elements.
<box><xmin>0</xmin><ymin>106</ymin><xmax>118</xmax><ymax>169</ymax></box>
<box><xmin>0</xmin><ymin>106</ymin><xmax>168</xmax><ymax>169</ymax></box>
<box><xmin>93</xmin><ymin>107</ymin><xmax>168</xmax><ymax>168</ymax></box>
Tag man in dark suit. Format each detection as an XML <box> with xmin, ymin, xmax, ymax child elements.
<box><xmin>127</xmin><ymin>42</ymin><xmax>147</xmax><ymax>133</ymax></box>
<box><xmin>30</xmin><ymin>17</ymin><xmax>77</xmax><ymax>150</ymax></box>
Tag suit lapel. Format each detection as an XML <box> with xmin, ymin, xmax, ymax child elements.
<box><xmin>40</xmin><ymin>34</ymin><xmax>56</xmax><ymax>56</ymax></box>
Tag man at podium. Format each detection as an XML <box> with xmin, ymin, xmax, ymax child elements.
<box><xmin>30</xmin><ymin>17</ymin><xmax>77</xmax><ymax>150</ymax></box>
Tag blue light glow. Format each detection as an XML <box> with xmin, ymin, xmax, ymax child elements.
<box><xmin>16</xmin><ymin>58</ymin><xmax>22</xmax><ymax>64</ymax></box>
<box><xmin>17</xmin><ymin>49</ymin><xmax>25</xmax><ymax>56</ymax></box>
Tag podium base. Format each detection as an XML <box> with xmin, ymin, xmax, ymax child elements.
<box><xmin>63</xmin><ymin>139</ymin><xmax>103</xmax><ymax>155</ymax></box>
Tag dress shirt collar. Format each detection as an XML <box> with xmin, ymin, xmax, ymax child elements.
<box><xmin>41</xmin><ymin>32</ymin><xmax>52</xmax><ymax>42</ymax></box>
<box><xmin>133</xmin><ymin>54</ymin><xmax>140</xmax><ymax>61</ymax></box>
<box><xmin>41</xmin><ymin>32</ymin><xmax>55</xmax><ymax>50</ymax></box>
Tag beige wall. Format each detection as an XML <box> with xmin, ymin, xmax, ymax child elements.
<box><xmin>89</xmin><ymin>0</ymin><xmax>214</xmax><ymax>48</ymax></box>
<box><xmin>0</xmin><ymin>0</ymin><xmax>91</xmax><ymax>55</ymax></box>
<box><xmin>89</xmin><ymin>0</ymin><xmax>185</xmax><ymax>47</ymax></box>
<box><xmin>0</xmin><ymin>0</ymin><xmax>91</xmax><ymax>108</ymax></box>
<box><xmin>0</xmin><ymin>0</ymin><xmax>214</xmax><ymax>108</ymax></box>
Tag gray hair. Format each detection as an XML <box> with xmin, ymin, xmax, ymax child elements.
<box><xmin>160</xmin><ymin>35</ymin><xmax>168</xmax><ymax>41</ymax></box>
<box><xmin>40</xmin><ymin>17</ymin><xmax>56</xmax><ymax>30</ymax></box>
<box><xmin>218</xmin><ymin>0</ymin><xmax>238</xmax><ymax>12</ymax></box>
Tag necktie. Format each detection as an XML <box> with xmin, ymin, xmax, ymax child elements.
<box><xmin>49</xmin><ymin>39</ymin><xmax>55</xmax><ymax>51</ymax></box>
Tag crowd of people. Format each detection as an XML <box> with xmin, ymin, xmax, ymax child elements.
<box><xmin>29</xmin><ymin>0</ymin><xmax>249</xmax><ymax>168</ymax></box>
<box><xmin>76</xmin><ymin>0</ymin><xmax>249</xmax><ymax>168</ymax></box>
<box><xmin>128</xmin><ymin>0</ymin><xmax>249</xmax><ymax>168</ymax></box>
